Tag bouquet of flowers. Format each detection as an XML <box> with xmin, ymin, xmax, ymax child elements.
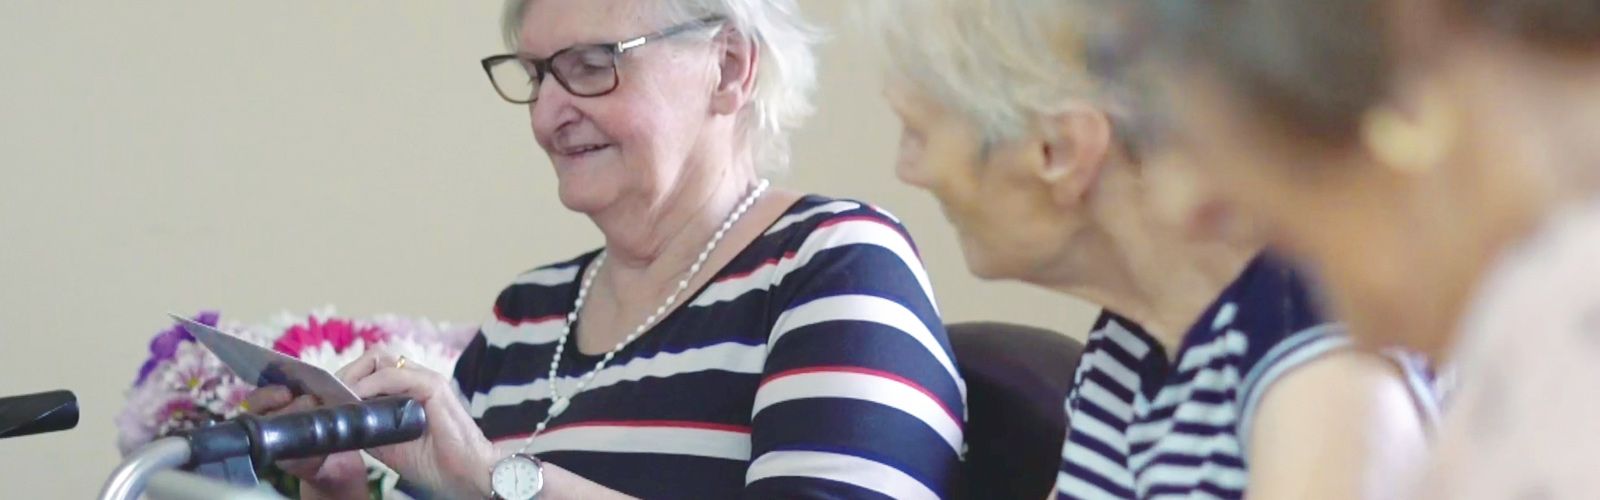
<box><xmin>116</xmin><ymin>308</ymin><xmax>477</xmax><ymax>498</ymax></box>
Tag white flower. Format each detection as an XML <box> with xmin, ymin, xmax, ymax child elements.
<box><xmin>293</xmin><ymin>339</ymin><xmax>373</xmax><ymax>374</ymax></box>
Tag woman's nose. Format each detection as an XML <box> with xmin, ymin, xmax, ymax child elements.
<box><xmin>530</xmin><ymin>74</ymin><xmax>579</xmax><ymax>131</ymax></box>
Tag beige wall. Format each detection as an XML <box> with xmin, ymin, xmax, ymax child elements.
<box><xmin>0</xmin><ymin>2</ymin><xmax>1097</xmax><ymax>497</ymax></box>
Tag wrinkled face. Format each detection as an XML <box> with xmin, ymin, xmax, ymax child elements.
<box><xmin>882</xmin><ymin>82</ymin><xmax>1085</xmax><ymax>281</ymax></box>
<box><xmin>518</xmin><ymin>0</ymin><xmax>721</xmax><ymax>215</ymax></box>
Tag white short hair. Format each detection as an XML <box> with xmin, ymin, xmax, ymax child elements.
<box><xmin>502</xmin><ymin>0</ymin><xmax>822</xmax><ymax>175</ymax></box>
<box><xmin>866</xmin><ymin>0</ymin><xmax>1104</xmax><ymax>143</ymax></box>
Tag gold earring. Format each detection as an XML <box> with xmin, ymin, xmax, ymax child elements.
<box><xmin>1360</xmin><ymin>96</ymin><xmax>1456</xmax><ymax>175</ymax></box>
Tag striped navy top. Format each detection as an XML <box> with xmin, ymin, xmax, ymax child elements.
<box><xmin>452</xmin><ymin>195</ymin><xmax>965</xmax><ymax>500</ymax></box>
<box><xmin>1055</xmin><ymin>254</ymin><xmax>1433</xmax><ymax>499</ymax></box>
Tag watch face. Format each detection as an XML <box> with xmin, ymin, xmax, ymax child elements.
<box><xmin>491</xmin><ymin>455</ymin><xmax>543</xmax><ymax>500</ymax></box>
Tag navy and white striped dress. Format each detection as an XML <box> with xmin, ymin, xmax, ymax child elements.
<box><xmin>1055</xmin><ymin>255</ymin><xmax>1436</xmax><ymax>499</ymax></box>
<box><xmin>452</xmin><ymin>196</ymin><xmax>965</xmax><ymax>499</ymax></box>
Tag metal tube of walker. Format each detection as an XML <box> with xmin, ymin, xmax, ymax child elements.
<box><xmin>145</xmin><ymin>470</ymin><xmax>287</xmax><ymax>500</ymax></box>
<box><xmin>98</xmin><ymin>437</ymin><xmax>193</xmax><ymax>500</ymax></box>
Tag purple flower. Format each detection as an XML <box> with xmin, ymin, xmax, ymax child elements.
<box><xmin>135</xmin><ymin>311</ymin><xmax>218</xmax><ymax>386</ymax></box>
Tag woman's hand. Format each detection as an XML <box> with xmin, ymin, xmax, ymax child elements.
<box><xmin>240</xmin><ymin>386</ymin><xmax>370</xmax><ymax>499</ymax></box>
<box><xmin>336</xmin><ymin>349</ymin><xmax>499</xmax><ymax>498</ymax></box>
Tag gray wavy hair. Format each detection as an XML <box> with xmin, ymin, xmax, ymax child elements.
<box><xmin>502</xmin><ymin>0</ymin><xmax>822</xmax><ymax>175</ymax></box>
<box><xmin>866</xmin><ymin>0</ymin><xmax>1113</xmax><ymax>144</ymax></box>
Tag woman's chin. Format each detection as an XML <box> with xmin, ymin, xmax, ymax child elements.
<box><xmin>962</xmin><ymin>255</ymin><xmax>1004</xmax><ymax>281</ymax></box>
<box><xmin>551</xmin><ymin>162</ymin><xmax>624</xmax><ymax>213</ymax></box>
<box><xmin>555</xmin><ymin>181</ymin><xmax>615</xmax><ymax>215</ymax></box>
<box><xmin>956</xmin><ymin>235</ymin><xmax>1011</xmax><ymax>281</ymax></box>
<box><xmin>958</xmin><ymin>231</ymin><xmax>1054</xmax><ymax>284</ymax></box>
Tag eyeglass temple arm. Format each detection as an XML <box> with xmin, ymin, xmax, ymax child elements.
<box><xmin>616</xmin><ymin>16</ymin><xmax>726</xmax><ymax>52</ymax></box>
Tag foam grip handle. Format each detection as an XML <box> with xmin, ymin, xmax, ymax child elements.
<box><xmin>253</xmin><ymin>396</ymin><xmax>427</xmax><ymax>463</ymax></box>
<box><xmin>0</xmin><ymin>390</ymin><xmax>79</xmax><ymax>440</ymax></box>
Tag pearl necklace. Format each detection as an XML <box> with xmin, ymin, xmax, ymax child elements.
<box><xmin>519</xmin><ymin>179</ymin><xmax>770</xmax><ymax>447</ymax></box>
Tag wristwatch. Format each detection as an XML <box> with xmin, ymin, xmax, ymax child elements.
<box><xmin>489</xmin><ymin>453</ymin><xmax>545</xmax><ymax>500</ymax></box>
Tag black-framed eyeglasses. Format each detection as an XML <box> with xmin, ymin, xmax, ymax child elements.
<box><xmin>480</xmin><ymin>16</ymin><xmax>726</xmax><ymax>105</ymax></box>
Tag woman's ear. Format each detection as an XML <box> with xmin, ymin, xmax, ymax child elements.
<box><xmin>1037</xmin><ymin>103</ymin><xmax>1114</xmax><ymax>206</ymax></box>
<box><xmin>711</xmin><ymin>27</ymin><xmax>759</xmax><ymax>116</ymax></box>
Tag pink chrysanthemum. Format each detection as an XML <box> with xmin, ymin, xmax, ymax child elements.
<box><xmin>273</xmin><ymin>316</ymin><xmax>386</xmax><ymax>358</ymax></box>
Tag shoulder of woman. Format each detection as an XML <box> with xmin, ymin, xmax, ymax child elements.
<box><xmin>759</xmin><ymin>195</ymin><xmax>939</xmax><ymax>311</ymax></box>
<box><xmin>1242</xmin><ymin>349</ymin><xmax>1432</xmax><ymax>498</ymax></box>
<box><xmin>769</xmin><ymin>195</ymin><xmax>916</xmax><ymax>249</ymax></box>
<box><xmin>1246</xmin><ymin>348</ymin><xmax>1428</xmax><ymax>441</ymax></box>
<box><xmin>1235</xmin><ymin>324</ymin><xmax>1439</xmax><ymax>440</ymax></box>
<box><xmin>498</xmin><ymin>250</ymin><xmax>601</xmax><ymax>294</ymax></box>
<box><xmin>485</xmin><ymin>250</ymin><xmax>601</xmax><ymax>323</ymax></box>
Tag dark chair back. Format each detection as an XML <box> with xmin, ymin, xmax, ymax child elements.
<box><xmin>947</xmin><ymin>322</ymin><xmax>1085</xmax><ymax>500</ymax></box>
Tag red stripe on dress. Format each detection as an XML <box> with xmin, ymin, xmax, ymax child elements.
<box><xmin>492</xmin><ymin>420</ymin><xmax>752</xmax><ymax>443</ymax></box>
<box><xmin>492</xmin><ymin>303</ymin><xmax>565</xmax><ymax>327</ymax></box>
<box><xmin>705</xmin><ymin>214</ymin><xmax>917</xmax><ymax>287</ymax></box>
<box><xmin>816</xmin><ymin>214</ymin><xmax>899</xmax><ymax>231</ymax></box>
<box><xmin>550</xmin><ymin>420</ymin><xmax>752</xmax><ymax>434</ymax></box>
<box><xmin>816</xmin><ymin>215</ymin><xmax>918</xmax><ymax>257</ymax></box>
<box><xmin>760</xmin><ymin>366</ymin><xmax>960</xmax><ymax>425</ymax></box>
<box><xmin>712</xmin><ymin>251</ymin><xmax>800</xmax><ymax>284</ymax></box>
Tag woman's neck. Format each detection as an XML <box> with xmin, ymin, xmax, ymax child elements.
<box><xmin>1048</xmin><ymin>209</ymin><xmax>1259</xmax><ymax>356</ymax></box>
<box><xmin>593</xmin><ymin>158</ymin><xmax>757</xmax><ymax>308</ymax></box>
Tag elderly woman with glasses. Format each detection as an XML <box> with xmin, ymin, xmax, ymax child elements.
<box><xmin>241</xmin><ymin>1</ymin><xmax>964</xmax><ymax>499</ymax></box>
<box><xmin>864</xmin><ymin>0</ymin><xmax>1438</xmax><ymax>498</ymax></box>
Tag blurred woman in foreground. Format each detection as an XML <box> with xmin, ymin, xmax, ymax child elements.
<box><xmin>1096</xmin><ymin>0</ymin><xmax>1600</xmax><ymax>496</ymax></box>
<box><xmin>866</xmin><ymin>0</ymin><xmax>1436</xmax><ymax>497</ymax></box>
